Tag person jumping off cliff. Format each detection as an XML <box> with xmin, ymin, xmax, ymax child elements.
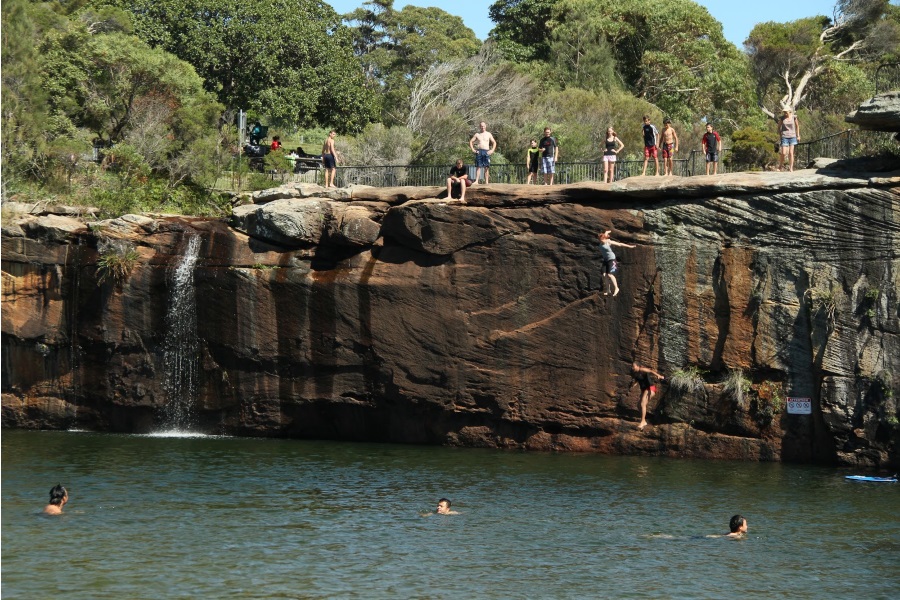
<box><xmin>597</xmin><ymin>230</ymin><xmax>635</xmax><ymax>297</ymax></box>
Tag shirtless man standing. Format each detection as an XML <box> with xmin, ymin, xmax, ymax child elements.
<box><xmin>660</xmin><ymin>119</ymin><xmax>679</xmax><ymax>177</ymax></box>
<box><xmin>322</xmin><ymin>130</ymin><xmax>338</xmax><ymax>188</ymax></box>
<box><xmin>469</xmin><ymin>121</ymin><xmax>497</xmax><ymax>185</ymax></box>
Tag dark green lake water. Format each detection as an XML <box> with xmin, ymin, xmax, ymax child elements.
<box><xmin>2</xmin><ymin>430</ymin><xmax>898</xmax><ymax>599</ymax></box>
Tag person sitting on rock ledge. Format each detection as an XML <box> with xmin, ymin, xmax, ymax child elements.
<box><xmin>447</xmin><ymin>159</ymin><xmax>471</xmax><ymax>203</ymax></box>
<box><xmin>43</xmin><ymin>484</ymin><xmax>68</xmax><ymax>515</ymax></box>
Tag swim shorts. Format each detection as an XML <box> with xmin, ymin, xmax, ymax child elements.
<box><xmin>475</xmin><ymin>149</ymin><xmax>490</xmax><ymax>168</ymax></box>
<box><xmin>644</xmin><ymin>145</ymin><xmax>658</xmax><ymax>159</ymax></box>
<box><xmin>705</xmin><ymin>151</ymin><xmax>718</xmax><ymax>163</ymax></box>
<box><xmin>603</xmin><ymin>154</ymin><xmax>617</xmax><ymax>163</ymax></box>
<box><xmin>601</xmin><ymin>259</ymin><xmax>618</xmax><ymax>275</ymax></box>
<box><xmin>662</xmin><ymin>143</ymin><xmax>675</xmax><ymax>159</ymax></box>
<box><xmin>542</xmin><ymin>157</ymin><xmax>555</xmax><ymax>174</ymax></box>
<box><xmin>528</xmin><ymin>160</ymin><xmax>539</xmax><ymax>174</ymax></box>
<box><xmin>323</xmin><ymin>153</ymin><xmax>336</xmax><ymax>169</ymax></box>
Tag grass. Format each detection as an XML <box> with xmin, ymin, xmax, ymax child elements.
<box><xmin>669</xmin><ymin>366</ymin><xmax>707</xmax><ymax>396</ymax></box>
<box><xmin>722</xmin><ymin>368</ymin><xmax>752</xmax><ymax>409</ymax></box>
<box><xmin>97</xmin><ymin>246</ymin><xmax>140</xmax><ymax>286</ymax></box>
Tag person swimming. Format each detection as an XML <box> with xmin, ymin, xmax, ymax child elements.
<box><xmin>43</xmin><ymin>484</ymin><xmax>68</xmax><ymax>515</ymax></box>
<box><xmin>436</xmin><ymin>498</ymin><xmax>459</xmax><ymax>515</ymax></box>
<box><xmin>726</xmin><ymin>514</ymin><xmax>747</xmax><ymax>537</ymax></box>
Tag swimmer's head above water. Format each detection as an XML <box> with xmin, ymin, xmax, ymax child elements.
<box><xmin>728</xmin><ymin>514</ymin><xmax>747</xmax><ymax>535</ymax></box>
<box><xmin>44</xmin><ymin>484</ymin><xmax>68</xmax><ymax>515</ymax></box>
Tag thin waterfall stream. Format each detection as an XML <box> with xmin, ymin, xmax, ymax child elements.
<box><xmin>161</xmin><ymin>235</ymin><xmax>201</xmax><ymax>431</ymax></box>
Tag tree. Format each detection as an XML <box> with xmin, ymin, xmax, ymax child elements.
<box><xmin>101</xmin><ymin>0</ymin><xmax>377</xmax><ymax>132</ymax></box>
<box><xmin>407</xmin><ymin>44</ymin><xmax>534</xmax><ymax>163</ymax></box>
<box><xmin>344</xmin><ymin>0</ymin><xmax>480</xmax><ymax>123</ymax></box>
<box><xmin>488</xmin><ymin>0</ymin><xmax>558</xmax><ymax>62</ymax></box>
<box><xmin>746</xmin><ymin>0</ymin><xmax>900</xmax><ymax>118</ymax></box>
<box><xmin>1</xmin><ymin>0</ymin><xmax>52</xmax><ymax>180</ymax></box>
<box><xmin>549</xmin><ymin>0</ymin><xmax>756</xmax><ymax>127</ymax></box>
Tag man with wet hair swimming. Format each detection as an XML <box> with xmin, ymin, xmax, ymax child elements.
<box><xmin>727</xmin><ymin>514</ymin><xmax>748</xmax><ymax>537</ymax></box>
<box><xmin>436</xmin><ymin>498</ymin><xmax>459</xmax><ymax>515</ymax></box>
<box><xmin>43</xmin><ymin>484</ymin><xmax>68</xmax><ymax>515</ymax></box>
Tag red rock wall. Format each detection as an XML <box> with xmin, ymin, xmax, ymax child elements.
<box><xmin>3</xmin><ymin>174</ymin><xmax>899</xmax><ymax>467</ymax></box>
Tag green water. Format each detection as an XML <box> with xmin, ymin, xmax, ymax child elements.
<box><xmin>2</xmin><ymin>430</ymin><xmax>898</xmax><ymax>599</ymax></box>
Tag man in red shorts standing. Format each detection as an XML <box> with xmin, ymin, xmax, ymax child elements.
<box><xmin>641</xmin><ymin>115</ymin><xmax>660</xmax><ymax>176</ymax></box>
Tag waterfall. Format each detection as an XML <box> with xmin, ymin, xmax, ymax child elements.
<box><xmin>161</xmin><ymin>235</ymin><xmax>202</xmax><ymax>431</ymax></box>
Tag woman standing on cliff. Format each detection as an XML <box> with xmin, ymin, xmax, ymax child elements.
<box><xmin>597</xmin><ymin>230</ymin><xmax>635</xmax><ymax>297</ymax></box>
<box><xmin>601</xmin><ymin>127</ymin><xmax>624</xmax><ymax>183</ymax></box>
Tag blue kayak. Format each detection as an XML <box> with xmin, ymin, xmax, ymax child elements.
<box><xmin>845</xmin><ymin>475</ymin><xmax>898</xmax><ymax>482</ymax></box>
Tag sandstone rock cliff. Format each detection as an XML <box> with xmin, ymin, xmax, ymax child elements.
<box><xmin>3</xmin><ymin>167</ymin><xmax>899</xmax><ymax>467</ymax></box>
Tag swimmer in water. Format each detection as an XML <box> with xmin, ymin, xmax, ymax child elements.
<box><xmin>436</xmin><ymin>498</ymin><xmax>459</xmax><ymax>515</ymax></box>
<box><xmin>43</xmin><ymin>484</ymin><xmax>68</xmax><ymax>515</ymax></box>
<box><xmin>726</xmin><ymin>514</ymin><xmax>748</xmax><ymax>537</ymax></box>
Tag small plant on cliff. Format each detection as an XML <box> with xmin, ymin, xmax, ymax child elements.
<box><xmin>862</xmin><ymin>286</ymin><xmax>880</xmax><ymax>322</ymax></box>
<box><xmin>97</xmin><ymin>246</ymin><xmax>140</xmax><ymax>286</ymax></box>
<box><xmin>875</xmin><ymin>371</ymin><xmax>894</xmax><ymax>400</ymax></box>
<box><xmin>754</xmin><ymin>380</ymin><xmax>786</xmax><ymax>426</ymax></box>
<box><xmin>722</xmin><ymin>368</ymin><xmax>752</xmax><ymax>409</ymax></box>
<box><xmin>805</xmin><ymin>287</ymin><xmax>837</xmax><ymax>330</ymax></box>
<box><xmin>669</xmin><ymin>366</ymin><xmax>707</xmax><ymax>397</ymax></box>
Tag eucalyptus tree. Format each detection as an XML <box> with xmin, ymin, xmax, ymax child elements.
<box><xmin>344</xmin><ymin>0</ymin><xmax>481</xmax><ymax>123</ymax></box>
<box><xmin>548</xmin><ymin>0</ymin><xmax>756</xmax><ymax>128</ymax></box>
<box><xmin>746</xmin><ymin>0</ymin><xmax>899</xmax><ymax>118</ymax></box>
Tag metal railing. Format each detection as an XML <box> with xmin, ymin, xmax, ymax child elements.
<box><xmin>874</xmin><ymin>62</ymin><xmax>900</xmax><ymax>95</ymax></box>
<box><xmin>795</xmin><ymin>129</ymin><xmax>897</xmax><ymax>166</ymax></box>
<box><xmin>318</xmin><ymin>130</ymin><xmax>896</xmax><ymax>188</ymax></box>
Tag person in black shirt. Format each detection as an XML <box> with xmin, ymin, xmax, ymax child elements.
<box><xmin>447</xmin><ymin>159</ymin><xmax>470</xmax><ymax>203</ymax></box>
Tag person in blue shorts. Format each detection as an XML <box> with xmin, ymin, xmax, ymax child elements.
<box><xmin>539</xmin><ymin>127</ymin><xmax>559</xmax><ymax>185</ymax></box>
<box><xmin>469</xmin><ymin>121</ymin><xmax>497</xmax><ymax>184</ymax></box>
<box><xmin>702</xmin><ymin>123</ymin><xmax>721</xmax><ymax>175</ymax></box>
<box><xmin>777</xmin><ymin>108</ymin><xmax>800</xmax><ymax>172</ymax></box>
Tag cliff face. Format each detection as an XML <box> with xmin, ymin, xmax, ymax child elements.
<box><xmin>3</xmin><ymin>167</ymin><xmax>899</xmax><ymax>467</ymax></box>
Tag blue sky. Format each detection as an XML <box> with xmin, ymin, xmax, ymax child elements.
<box><xmin>328</xmin><ymin>1</ymin><xmax>895</xmax><ymax>48</ymax></box>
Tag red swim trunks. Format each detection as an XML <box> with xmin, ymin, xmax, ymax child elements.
<box><xmin>662</xmin><ymin>143</ymin><xmax>674</xmax><ymax>159</ymax></box>
<box><xmin>644</xmin><ymin>145</ymin><xmax>658</xmax><ymax>159</ymax></box>
<box><xmin>649</xmin><ymin>385</ymin><xmax>657</xmax><ymax>394</ymax></box>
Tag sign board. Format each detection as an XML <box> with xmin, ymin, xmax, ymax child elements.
<box><xmin>787</xmin><ymin>397</ymin><xmax>812</xmax><ymax>414</ymax></box>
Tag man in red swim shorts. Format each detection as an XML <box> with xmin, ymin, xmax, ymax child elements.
<box><xmin>641</xmin><ymin>115</ymin><xmax>660</xmax><ymax>176</ymax></box>
<box><xmin>660</xmin><ymin>118</ymin><xmax>679</xmax><ymax>176</ymax></box>
<box><xmin>630</xmin><ymin>362</ymin><xmax>666</xmax><ymax>430</ymax></box>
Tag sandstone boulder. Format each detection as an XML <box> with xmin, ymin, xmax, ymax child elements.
<box><xmin>845</xmin><ymin>92</ymin><xmax>900</xmax><ymax>132</ymax></box>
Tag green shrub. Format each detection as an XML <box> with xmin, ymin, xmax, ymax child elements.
<box><xmin>727</xmin><ymin>127</ymin><xmax>778</xmax><ymax>170</ymax></box>
<box><xmin>97</xmin><ymin>246</ymin><xmax>140</xmax><ymax>286</ymax></box>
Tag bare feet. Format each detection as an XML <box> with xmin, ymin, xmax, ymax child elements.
<box><xmin>638</xmin><ymin>421</ymin><xmax>647</xmax><ymax>431</ymax></box>
<box><xmin>612</xmin><ymin>288</ymin><xmax>620</xmax><ymax>297</ymax></box>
